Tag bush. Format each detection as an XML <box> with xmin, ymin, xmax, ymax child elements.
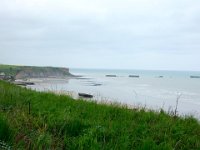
<box><xmin>0</xmin><ymin>116</ymin><xmax>12</xmax><ymax>149</ymax></box>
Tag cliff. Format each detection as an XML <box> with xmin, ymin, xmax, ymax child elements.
<box><xmin>0</xmin><ymin>64</ymin><xmax>73</xmax><ymax>79</ymax></box>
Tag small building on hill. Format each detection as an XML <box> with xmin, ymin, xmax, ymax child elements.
<box><xmin>0</xmin><ymin>72</ymin><xmax>5</xmax><ymax>80</ymax></box>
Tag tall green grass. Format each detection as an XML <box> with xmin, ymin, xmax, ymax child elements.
<box><xmin>0</xmin><ymin>80</ymin><xmax>200</xmax><ymax>149</ymax></box>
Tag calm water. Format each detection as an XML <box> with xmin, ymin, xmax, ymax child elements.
<box><xmin>29</xmin><ymin>69</ymin><xmax>200</xmax><ymax>119</ymax></box>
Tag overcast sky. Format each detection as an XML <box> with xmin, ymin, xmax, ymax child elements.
<box><xmin>0</xmin><ymin>0</ymin><xmax>200</xmax><ymax>71</ymax></box>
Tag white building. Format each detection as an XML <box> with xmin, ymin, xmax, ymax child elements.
<box><xmin>0</xmin><ymin>72</ymin><xmax>5</xmax><ymax>79</ymax></box>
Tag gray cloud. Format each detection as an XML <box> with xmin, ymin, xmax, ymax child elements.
<box><xmin>0</xmin><ymin>0</ymin><xmax>200</xmax><ymax>70</ymax></box>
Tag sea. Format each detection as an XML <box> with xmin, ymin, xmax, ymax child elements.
<box><xmin>29</xmin><ymin>68</ymin><xmax>200</xmax><ymax>119</ymax></box>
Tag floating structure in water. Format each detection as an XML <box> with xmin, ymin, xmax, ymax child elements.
<box><xmin>190</xmin><ymin>76</ymin><xmax>200</xmax><ymax>78</ymax></box>
<box><xmin>13</xmin><ymin>81</ymin><xmax>35</xmax><ymax>86</ymax></box>
<box><xmin>129</xmin><ymin>75</ymin><xmax>139</xmax><ymax>78</ymax></box>
<box><xmin>106</xmin><ymin>75</ymin><xmax>117</xmax><ymax>77</ymax></box>
<box><xmin>92</xmin><ymin>83</ymin><xmax>102</xmax><ymax>86</ymax></box>
<box><xmin>78</xmin><ymin>93</ymin><xmax>93</xmax><ymax>98</ymax></box>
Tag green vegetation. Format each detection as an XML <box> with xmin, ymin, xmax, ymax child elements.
<box><xmin>0</xmin><ymin>64</ymin><xmax>21</xmax><ymax>76</ymax></box>
<box><xmin>0</xmin><ymin>80</ymin><xmax>200</xmax><ymax>149</ymax></box>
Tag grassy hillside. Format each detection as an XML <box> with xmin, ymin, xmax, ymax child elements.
<box><xmin>0</xmin><ymin>64</ymin><xmax>72</xmax><ymax>79</ymax></box>
<box><xmin>0</xmin><ymin>80</ymin><xmax>200</xmax><ymax>149</ymax></box>
<box><xmin>0</xmin><ymin>64</ymin><xmax>21</xmax><ymax>76</ymax></box>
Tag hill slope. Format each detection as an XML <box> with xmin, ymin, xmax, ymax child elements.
<box><xmin>0</xmin><ymin>80</ymin><xmax>200</xmax><ymax>149</ymax></box>
<box><xmin>0</xmin><ymin>64</ymin><xmax>73</xmax><ymax>79</ymax></box>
